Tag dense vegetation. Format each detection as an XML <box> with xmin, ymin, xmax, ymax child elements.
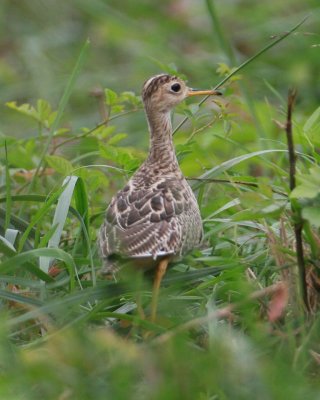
<box><xmin>1</xmin><ymin>1</ymin><xmax>319</xmax><ymax>399</ymax></box>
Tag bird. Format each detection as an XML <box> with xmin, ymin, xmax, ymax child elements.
<box><xmin>99</xmin><ymin>74</ymin><xmax>221</xmax><ymax>320</ymax></box>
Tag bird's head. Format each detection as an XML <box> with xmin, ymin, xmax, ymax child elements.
<box><xmin>142</xmin><ymin>74</ymin><xmax>221</xmax><ymax>113</ymax></box>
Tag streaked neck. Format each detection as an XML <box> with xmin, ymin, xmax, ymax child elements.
<box><xmin>145</xmin><ymin>109</ymin><xmax>178</xmax><ymax>166</ymax></box>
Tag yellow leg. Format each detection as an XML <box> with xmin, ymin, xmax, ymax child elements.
<box><xmin>150</xmin><ymin>257</ymin><xmax>169</xmax><ymax>322</ymax></box>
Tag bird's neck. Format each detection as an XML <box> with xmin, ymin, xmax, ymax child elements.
<box><xmin>145</xmin><ymin>109</ymin><xmax>178</xmax><ymax>167</ymax></box>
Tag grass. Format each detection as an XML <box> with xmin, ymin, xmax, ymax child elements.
<box><xmin>1</xmin><ymin>4</ymin><xmax>320</xmax><ymax>400</ymax></box>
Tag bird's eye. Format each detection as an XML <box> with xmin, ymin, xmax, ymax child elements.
<box><xmin>171</xmin><ymin>83</ymin><xmax>181</xmax><ymax>93</ymax></box>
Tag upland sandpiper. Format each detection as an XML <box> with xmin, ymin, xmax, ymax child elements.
<box><xmin>99</xmin><ymin>74</ymin><xmax>221</xmax><ymax>320</ymax></box>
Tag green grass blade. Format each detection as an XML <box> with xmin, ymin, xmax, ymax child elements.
<box><xmin>38</xmin><ymin>224</ymin><xmax>59</xmax><ymax>248</ymax></box>
<box><xmin>69</xmin><ymin>206</ymin><xmax>96</xmax><ymax>286</ymax></box>
<box><xmin>40</xmin><ymin>176</ymin><xmax>95</xmax><ymax>285</ymax></box>
<box><xmin>264</xmin><ymin>79</ymin><xmax>286</xmax><ymax>105</ymax></box>
<box><xmin>73</xmin><ymin>176</ymin><xmax>90</xmax><ymax>249</ymax></box>
<box><xmin>0</xmin><ymin>289</ymin><xmax>43</xmax><ymax>306</ymax></box>
<box><xmin>203</xmin><ymin>198</ymin><xmax>241</xmax><ymax>221</ymax></box>
<box><xmin>0</xmin><ymin>238</ymin><xmax>54</xmax><ymax>282</ymax></box>
<box><xmin>39</xmin><ymin>176</ymin><xmax>78</xmax><ymax>273</ymax></box>
<box><xmin>163</xmin><ymin>265</ymin><xmax>226</xmax><ymax>284</ymax></box>
<box><xmin>0</xmin><ymin>194</ymin><xmax>47</xmax><ymax>204</ymax></box>
<box><xmin>4</xmin><ymin>229</ymin><xmax>19</xmax><ymax>248</ymax></box>
<box><xmin>192</xmin><ymin>149</ymin><xmax>287</xmax><ymax>190</ymax></box>
<box><xmin>0</xmin><ymin>247</ymin><xmax>74</xmax><ymax>286</ymax></box>
<box><xmin>0</xmin><ymin>275</ymin><xmax>67</xmax><ymax>289</ymax></box>
<box><xmin>7</xmin><ymin>282</ymin><xmax>123</xmax><ymax>327</ymax></box>
<box><xmin>0</xmin><ymin>208</ymin><xmax>36</xmax><ymax>240</ymax></box>
<box><xmin>0</xmin><ymin>234</ymin><xmax>16</xmax><ymax>253</ymax></box>
<box><xmin>18</xmin><ymin>185</ymin><xmax>65</xmax><ymax>252</ymax></box>
<box><xmin>4</xmin><ymin>141</ymin><xmax>12</xmax><ymax>231</ymax></box>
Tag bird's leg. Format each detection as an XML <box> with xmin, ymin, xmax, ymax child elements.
<box><xmin>150</xmin><ymin>257</ymin><xmax>169</xmax><ymax>322</ymax></box>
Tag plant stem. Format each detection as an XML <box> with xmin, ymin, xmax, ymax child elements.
<box><xmin>286</xmin><ymin>90</ymin><xmax>297</xmax><ymax>191</ymax></box>
<box><xmin>285</xmin><ymin>89</ymin><xmax>309</xmax><ymax>311</ymax></box>
<box><xmin>4</xmin><ymin>141</ymin><xmax>12</xmax><ymax>231</ymax></box>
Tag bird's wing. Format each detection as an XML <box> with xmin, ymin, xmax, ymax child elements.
<box><xmin>99</xmin><ymin>179</ymin><xmax>188</xmax><ymax>259</ymax></box>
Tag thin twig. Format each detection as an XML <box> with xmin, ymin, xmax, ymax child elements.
<box><xmin>285</xmin><ymin>89</ymin><xmax>309</xmax><ymax>311</ymax></box>
<box><xmin>153</xmin><ymin>282</ymin><xmax>285</xmax><ymax>345</ymax></box>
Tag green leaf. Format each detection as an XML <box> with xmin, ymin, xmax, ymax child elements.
<box><xmin>37</xmin><ymin>99</ymin><xmax>57</xmax><ymax>128</ymax></box>
<box><xmin>108</xmin><ymin>133</ymin><xmax>128</xmax><ymax>145</ymax></box>
<box><xmin>291</xmin><ymin>166</ymin><xmax>320</xmax><ymax>199</ymax></box>
<box><xmin>6</xmin><ymin>99</ymin><xmax>57</xmax><ymax>128</ymax></box>
<box><xmin>119</xmin><ymin>91</ymin><xmax>141</xmax><ymax>106</ymax></box>
<box><xmin>111</xmin><ymin>105</ymin><xmax>124</xmax><ymax>114</ymax></box>
<box><xmin>54</xmin><ymin>127</ymin><xmax>70</xmax><ymax>136</ymax></box>
<box><xmin>97</xmin><ymin>125</ymin><xmax>116</xmax><ymax>138</ymax></box>
<box><xmin>105</xmin><ymin>88</ymin><xmax>118</xmax><ymax>106</ymax></box>
<box><xmin>216</xmin><ymin>62</ymin><xmax>232</xmax><ymax>76</ymax></box>
<box><xmin>46</xmin><ymin>155</ymin><xmax>73</xmax><ymax>175</ymax></box>
<box><xmin>6</xmin><ymin>101</ymin><xmax>39</xmax><ymax>121</ymax></box>
<box><xmin>99</xmin><ymin>143</ymin><xmax>118</xmax><ymax>161</ymax></box>
<box><xmin>115</xmin><ymin>148</ymin><xmax>139</xmax><ymax>170</ymax></box>
<box><xmin>290</xmin><ymin>182</ymin><xmax>320</xmax><ymax>199</ymax></box>
<box><xmin>302</xmin><ymin>207</ymin><xmax>320</xmax><ymax>228</ymax></box>
<box><xmin>303</xmin><ymin>105</ymin><xmax>320</xmax><ymax>133</ymax></box>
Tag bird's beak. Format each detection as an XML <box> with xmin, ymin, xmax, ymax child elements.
<box><xmin>188</xmin><ymin>88</ymin><xmax>222</xmax><ymax>97</ymax></box>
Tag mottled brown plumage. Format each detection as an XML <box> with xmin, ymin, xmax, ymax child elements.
<box><xmin>99</xmin><ymin>74</ymin><xmax>220</xmax><ymax>272</ymax></box>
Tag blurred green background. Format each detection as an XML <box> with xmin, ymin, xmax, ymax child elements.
<box><xmin>1</xmin><ymin>0</ymin><xmax>319</xmax><ymax>138</ymax></box>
